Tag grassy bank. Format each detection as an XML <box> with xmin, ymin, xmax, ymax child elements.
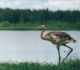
<box><xmin>0</xmin><ymin>59</ymin><xmax>80</xmax><ymax>70</ymax></box>
<box><xmin>0</xmin><ymin>21</ymin><xmax>80</xmax><ymax>30</ymax></box>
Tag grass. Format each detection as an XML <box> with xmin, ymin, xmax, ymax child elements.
<box><xmin>0</xmin><ymin>59</ymin><xmax>80</xmax><ymax>70</ymax></box>
<box><xmin>0</xmin><ymin>21</ymin><xmax>80</xmax><ymax>30</ymax></box>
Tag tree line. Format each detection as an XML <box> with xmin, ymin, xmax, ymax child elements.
<box><xmin>0</xmin><ymin>8</ymin><xmax>80</xmax><ymax>23</ymax></box>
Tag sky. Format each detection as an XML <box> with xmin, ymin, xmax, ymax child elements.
<box><xmin>0</xmin><ymin>0</ymin><xmax>80</xmax><ymax>11</ymax></box>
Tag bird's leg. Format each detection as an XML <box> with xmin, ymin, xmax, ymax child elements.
<box><xmin>56</xmin><ymin>45</ymin><xmax>61</xmax><ymax>63</ymax></box>
<box><xmin>63</xmin><ymin>44</ymin><xmax>73</xmax><ymax>62</ymax></box>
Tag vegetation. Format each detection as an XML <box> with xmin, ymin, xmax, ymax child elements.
<box><xmin>0</xmin><ymin>21</ymin><xmax>80</xmax><ymax>30</ymax></box>
<box><xmin>0</xmin><ymin>8</ymin><xmax>80</xmax><ymax>30</ymax></box>
<box><xmin>0</xmin><ymin>59</ymin><xmax>80</xmax><ymax>70</ymax></box>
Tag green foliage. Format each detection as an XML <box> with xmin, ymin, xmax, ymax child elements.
<box><xmin>0</xmin><ymin>21</ymin><xmax>80</xmax><ymax>30</ymax></box>
<box><xmin>0</xmin><ymin>59</ymin><xmax>80</xmax><ymax>70</ymax></box>
<box><xmin>0</xmin><ymin>8</ymin><xmax>80</xmax><ymax>23</ymax></box>
<box><xmin>0</xmin><ymin>8</ymin><xmax>80</xmax><ymax>30</ymax></box>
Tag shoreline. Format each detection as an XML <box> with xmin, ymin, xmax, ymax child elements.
<box><xmin>0</xmin><ymin>59</ymin><xmax>80</xmax><ymax>70</ymax></box>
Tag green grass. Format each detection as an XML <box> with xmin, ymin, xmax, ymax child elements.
<box><xmin>0</xmin><ymin>59</ymin><xmax>80</xmax><ymax>70</ymax></box>
<box><xmin>0</xmin><ymin>21</ymin><xmax>80</xmax><ymax>30</ymax></box>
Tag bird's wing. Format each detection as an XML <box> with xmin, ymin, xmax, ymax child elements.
<box><xmin>49</xmin><ymin>32</ymin><xmax>72</xmax><ymax>41</ymax></box>
<box><xmin>49</xmin><ymin>32</ymin><xmax>62</xmax><ymax>42</ymax></box>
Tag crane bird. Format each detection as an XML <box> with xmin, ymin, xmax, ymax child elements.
<box><xmin>38</xmin><ymin>25</ymin><xmax>76</xmax><ymax>63</ymax></box>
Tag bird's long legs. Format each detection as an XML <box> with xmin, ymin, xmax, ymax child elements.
<box><xmin>63</xmin><ymin>44</ymin><xmax>73</xmax><ymax>62</ymax></box>
<box><xmin>56</xmin><ymin>45</ymin><xmax>61</xmax><ymax>63</ymax></box>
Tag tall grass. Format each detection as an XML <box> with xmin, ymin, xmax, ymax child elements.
<box><xmin>0</xmin><ymin>59</ymin><xmax>80</xmax><ymax>70</ymax></box>
<box><xmin>0</xmin><ymin>21</ymin><xmax>80</xmax><ymax>30</ymax></box>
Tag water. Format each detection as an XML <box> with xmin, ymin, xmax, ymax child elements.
<box><xmin>0</xmin><ymin>31</ymin><xmax>80</xmax><ymax>63</ymax></box>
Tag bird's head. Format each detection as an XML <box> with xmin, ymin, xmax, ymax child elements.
<box><xmin>37</xmin><ymin>25</ymin><xmax>46</xmax><ymax>30</ymax></box>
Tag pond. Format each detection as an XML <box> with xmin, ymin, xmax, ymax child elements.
<box><xmin>0</xmin><ymin>30</ymin><xmax>79</xmax><ymax>63</ymax></box>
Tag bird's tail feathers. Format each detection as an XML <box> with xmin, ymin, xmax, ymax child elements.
<box><xmin>72</xmin><ymin>38</ymin><xmax>77</xmax><ymax>43</ymax></box>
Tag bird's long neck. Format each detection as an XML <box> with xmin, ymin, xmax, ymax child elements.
<box><xmin>40</xmin><ymin>29</ymin><xmax>46</xmax><ymax>39</ymax></box>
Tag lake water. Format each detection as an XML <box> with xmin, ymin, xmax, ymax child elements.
<box><xmin>0</xmin><ymin>31</ymin><xmax>80</xmax><ymax>63</ymax></box>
